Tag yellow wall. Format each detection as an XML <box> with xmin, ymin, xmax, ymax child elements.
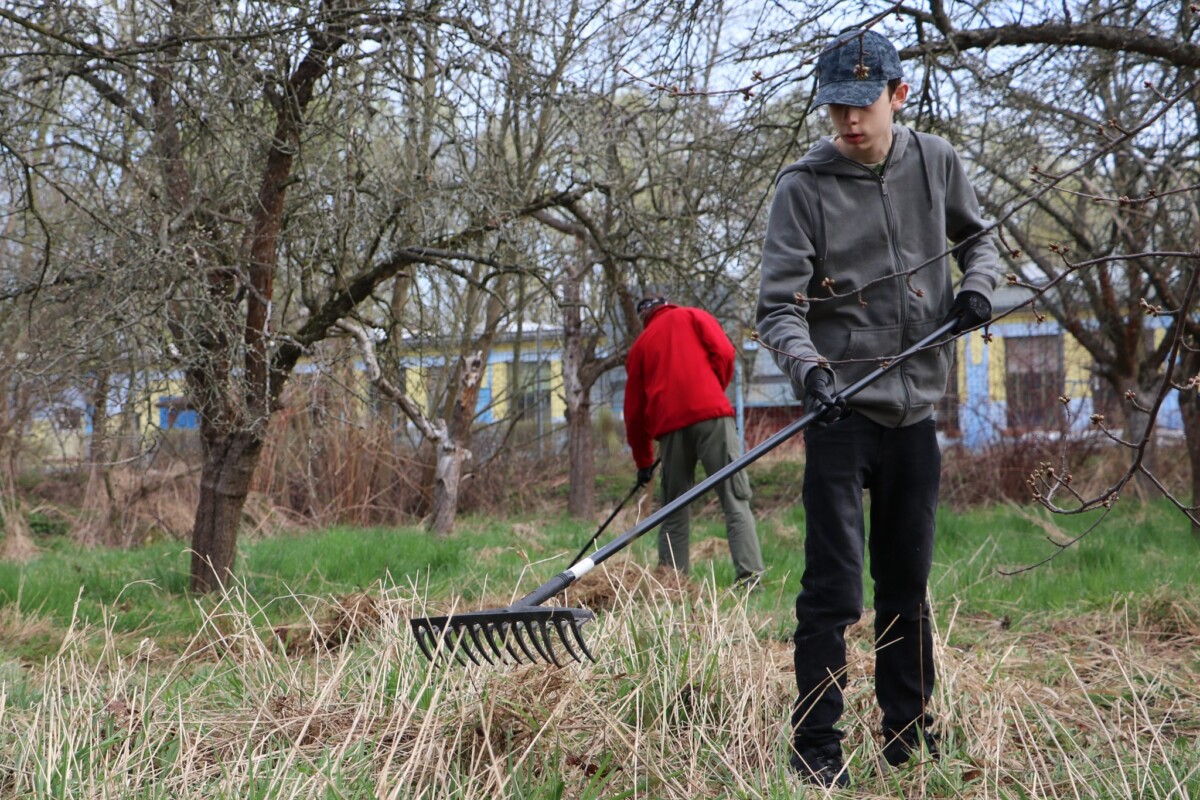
<box><xmin>988</xmin><ymin>336</ymin><xmax>1006</xmax><ymax>402</ymax></box>
<box><xmin>550</xmin><ymin>359</ymin><xmax>565</xmax><ymax>419</ymax></box>
<box><xmin>27</xmin><ymin>419</ymin><xmax>86</xmax><ymax>462</ymax></box>
<box><xmin>958</xmin><ymin>337</ymin><xmax>969</xmax><ymax>398</ymax></box>
<box><xmin>405</xmin><ymin>366</ymin><xmax>428</xmax><ymax>414</ymax></box>
<box><xmin>1063</xmin><ymin>336</ymin><xmax>1091</xmax><ymax>400</ymax></box>
<box><xmin>491</xmin><ymin>360</ymin><xmax>509</xmax><ymax>418</ymax></box>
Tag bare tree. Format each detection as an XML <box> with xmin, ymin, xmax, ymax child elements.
<box><xmin>1</xmin><ymin>1</ymin><xmax>608</xmax><ymax>585</ymax></box>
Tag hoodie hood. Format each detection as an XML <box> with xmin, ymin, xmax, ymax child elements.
<box><xmin>783</xmin><ymin>127</ymin><xmax>935</xmax><ymax>201</ymax></box>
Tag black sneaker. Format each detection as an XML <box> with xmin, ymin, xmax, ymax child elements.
<box><xmin>790</xmin><ymin>743</ymin><xmax>850</xmax><ymax>788</ymax></box>
<box><xmin>882</xmin><ymin>727</ymin><xmax>940</xmax><ymax>767</ymax></box>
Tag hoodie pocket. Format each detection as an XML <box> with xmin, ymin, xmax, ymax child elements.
<box><xmin>906</xmin><ymin>317</ymin><xmax>953</xmax><ymax>403</ymax></box>
<box><xmin>838</xmin><ymin>324</ymin><xmax>906</xmax><ymax>387</ymax></box>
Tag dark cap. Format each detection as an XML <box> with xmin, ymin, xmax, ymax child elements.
<box><xmin>814</xmin><ymin>29</ymin><xmax>902</xmax><ymax>108</ymax></box>
<box><xmin>636</xmin><ymin>295</ymin><xmax>668</xmax><ymax>316</ymax></box>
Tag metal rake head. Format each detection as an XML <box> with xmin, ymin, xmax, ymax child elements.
<box><xmin>411</xmin><ymin>606</ymin><xmax>596</xmax><ymax>667</ymax></box>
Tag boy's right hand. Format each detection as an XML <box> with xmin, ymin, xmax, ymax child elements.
<box><xmin>804</xmin><ymin>367</ymin><xmax>846</xmax><ymax>424</ymax></box>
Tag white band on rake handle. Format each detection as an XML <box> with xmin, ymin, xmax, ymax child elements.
<box><xmin>567</xmin><ymin>557</ymin><xmax>595</xmax><ymax>581</ymax></box>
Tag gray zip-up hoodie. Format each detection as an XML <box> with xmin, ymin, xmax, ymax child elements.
<box><xmin>756</xmin><ymin>124</ymin><xmax>1001</xmax><ymax>427</ymax></box>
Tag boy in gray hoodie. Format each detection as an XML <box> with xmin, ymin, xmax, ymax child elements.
<box><xmin>755</xmin><ymin>29</ymin><xmax>1000</xmax><ymax>788</ymax></box>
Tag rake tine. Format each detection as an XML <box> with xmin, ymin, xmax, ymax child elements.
<box><xmin>482</xmin><ymin>623</ymin><xmax>516</xmax><ymax>665</ymax></box>
<box><xmin>441</xmin><ymin>627</ymin><xmax>460</xmax><ymax>663</ymax></box>
<box><xmin>555</xmin><ymin>617</ymin><xmax>583</xmax><ymax>663</ymax></box>
<box><xmin>568</xmin><ymin>618</ymin><xmax>592</xmax><ymax>662</ymax></box>
<box><xmin>507</xmin><ymin>626</ymin><xmax>533</xmax><ymax>664</ymax></box>
<box><xmin>499</xmin><ymin>624</ymin><xmax>528</xmax><ymax>664</ymax></box>
<box><xmin>521</xmin><ymin>619</ymin><xmax>555</xmax><ymax>664</ymax></box>
<box><xmin>465</xmin><ymin>624</ymin><xmax>495</xmax><ymax>665</ymax></box>
<box><xmin>447</xmin><ymin>626</ymin><xmax>476</xmax><ymax>666</ymax></box>
<box><xmin>511</xmin><ymin>620</ymin><xmax>541</xmax><ymax>663</ymax></box>
<box><xmin>537</xmin><ymin>619</ymin><xmax>564</xmax><ymax>667</ymax></box>
<box><xmin>569</xmin><ymin>619</ymin><xmax>596</xmax><ymax>662</ymax></box>
<box><xmin>485</xmin><ymin>621</ymin><xmax>515</xmax><ymax>663</ymax></box>
<box><xmin>564</xmin><ymin>618</ymin><xmax>597</xmax><ymax>662</ymax></box>
<box><xmin>414</xmin><ymin>622</ymin><xmax>438</xmax><ymax>662</ymax></box>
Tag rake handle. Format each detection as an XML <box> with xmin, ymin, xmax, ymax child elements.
<box><xmin>514</xmin><ymin>319</ymin><xmax>961</xmax><ymax>609</ymax></box>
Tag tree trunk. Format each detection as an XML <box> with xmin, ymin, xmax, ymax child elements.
<box><xmin>562</xmin><ymin>318</ymin><xmax>595</xmax><ymax>517</ymax></box>
<box><xmin>561</xmin><ymin>256</ymin><xmax>596</xmax><ymax>518</ymax></box>
<box><xmin>189</xmin><ymin>428</ymin><xmax>263</xmax><ymax>592</ymax></box>
<box><xmin>427</xmin><ymin>351</ymin><xmax>483</xmax><ymax>535</ymax></box>
<box><xmin>566</xmin><ymin>393</ymin><xmax>595</xmax><ymax>518</ymax></box>
<box><xmin>429</xmin><ymin>440</ymin><xmax>469</xmax><ymax>536</ymax></box>
<box><xmin>77</xmin><ymin>371</ymin><xmax>117</xmax><ymax>546</ymax></box>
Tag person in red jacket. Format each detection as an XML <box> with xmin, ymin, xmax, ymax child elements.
<box><xmin>623</xmin><ymin>294</ymin><xmax>765</xmax><ymax>586</ymax></box>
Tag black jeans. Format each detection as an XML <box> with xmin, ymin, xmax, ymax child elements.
<box><xmin>791</xmin><ymin>412</ymin><xmax>939</xmax><ymax>752</ymax></box>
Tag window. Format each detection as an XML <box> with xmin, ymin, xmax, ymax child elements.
<box><xmin>1004</xmin><ymin>335</ymin><xmax>1063</xmax><ymax>432</ymax></box>
<box><xmin>508</xmin><ymin>358</ymin><xmax>553</xmax><ymax>430</ymax></box>
<box><xmin>157</xmin><ymin>396</ymin><xmax>199</xmax><ymax>430</ymax></box>
<box><xmin>53</xmin><ymin>406</ymin><xmax>85</xmax><ymax>430</ymax></box>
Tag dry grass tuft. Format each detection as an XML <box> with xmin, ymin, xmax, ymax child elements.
<box><xmin>565</xmin><ymin>555</ymin><xmax>700</xmax><ymax>611</ymax></box>
<box><xmin>1135</xmin><ymin>591</ymin><xmax>1200</xmax><ymax>641</ymax></box>
<box><xmin>273</xmin><ymin>591</ymin><xmax>385</xmax><ymax>655</ymax></box>
<box><xmin>0</xmin><ymin>603</ymin><xmax>58</xmax><ymax>648</ymax></box>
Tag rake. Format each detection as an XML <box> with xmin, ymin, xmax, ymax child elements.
<box><xmin>411</xmin><ymin>320</ymin><xmax>960</xmax><ymax>667</ymax></box>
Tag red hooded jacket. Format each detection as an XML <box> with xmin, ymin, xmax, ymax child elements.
<box><xmin>624</xmin><ymin>304</ymin><xmax>736</xmax><ymax>468</ymax></box>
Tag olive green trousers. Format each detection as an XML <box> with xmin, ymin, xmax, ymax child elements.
<box><xmin>656</xmin><ymin>416</ymin><xmax>764</xmax><ymax>581</ymax></box>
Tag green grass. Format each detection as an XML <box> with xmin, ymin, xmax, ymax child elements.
<box><xmin>1</xmin><ymin>499</ymin><xmax>1196</xmax><ymax>661</ymax></box>
<box><xmin>931</xmin><ymin>501</ymin><xmax>1198</xmax><ymax>614</ymax></box>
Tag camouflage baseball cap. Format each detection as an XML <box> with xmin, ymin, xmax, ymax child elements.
<box><xmin>814</xmin><ymin>29</ymin><xmax>902</xmax><ymax>108</ymax></box>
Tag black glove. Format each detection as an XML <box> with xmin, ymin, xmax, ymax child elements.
<box><xmin>944</xmin><ymin>290</ymin><xmax>992</xmax><ymax>333</ymax></box>
<box><xmin>804</xmin><ymin>366</ymin><xmax>845</xmax><ymax>425</ymax></box>
<box><xmin>636</xmin><ymin>465</ymin><xmax>655</xmax><ymax>487</ymax></box>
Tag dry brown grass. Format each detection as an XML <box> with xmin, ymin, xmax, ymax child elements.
<box><xmin>1</xmin><ymin>574</ymin><xmax>1196</xmax><ymax>799</ymax></box>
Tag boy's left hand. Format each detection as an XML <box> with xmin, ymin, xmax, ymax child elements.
<box><xmin>944</xmin><ymin>290</ymin><xmax>992</xmax><ymax>333</ymax></box>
